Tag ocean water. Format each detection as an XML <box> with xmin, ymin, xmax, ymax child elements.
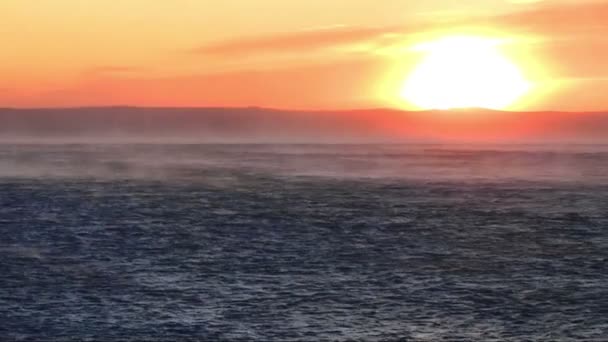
<box><xmin>1</xmin><ymin>144</ymin><xmax>607</xmax><ymax>341</ymax></box>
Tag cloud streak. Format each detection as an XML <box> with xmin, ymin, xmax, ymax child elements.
<box><xmin>498</xmin><ymin>1</ymin><xmax>608</xmax><ymax>33</ymax></box>
<box><xmin>193</xmin><ymin>26</ymin><xmax>403</xmax><ymax>57</ymax></box>
<box><xmin>5</xmin><ymin>0</ymin><xmax>608</xmax><ymax>110</ymax></box>
<box><xmin>192</xmin><ymin>1</ymin><xmax>608</xmax><ymax>52</ymax></box>
<box><xmin>87</xmin><ymin>66</ymin><xmax>146</xmax><ymax>74</ymax></box>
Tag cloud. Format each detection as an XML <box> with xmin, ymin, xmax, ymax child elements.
<box><xmin>8</xmin><ymin>1</ymin><xmax>608</xmax><ymax>110</ymax></box>
<box><xmin>508</xmin><ymin>0</ymin><xmax>544</xmax><ymax>3</ymax></box>
<box><xmin>193</xmin><ymin>26</ymin><xmax>402</xmax><ymax>57</ymax></box>
<box><xmin>191</xmin><ymin>1</ymin><xmax>608</xmax><ymax>60</ymax></box>
<box><xmin>15</xmin><ymin>58</ymin><xmax>386</xmax><ymax>109</ymax></box>
<box><xmin>493</xmin><ymin>1</ymin><xmax>608</xmax><ymax>78</ymax></box>
<box><xmin>85</xmin><ymin>66</ymin><xmax>148</xmax><ymax>76</ymax></box>
<box><xmin>497</xmin><ymin>1</ymin><xmax>608</xmax><ymax>33</ymax></box>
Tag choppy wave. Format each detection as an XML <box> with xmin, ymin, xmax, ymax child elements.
<box><xmin>1</xmin><ymin>144</ymin><xmax>607</xmax><ymax>341</ymax></box>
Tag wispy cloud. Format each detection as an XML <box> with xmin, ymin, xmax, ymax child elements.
<box><xmin>85</xmin><ymin>66</ymin><xmax>148</xmax><ymax>76</ymax></box>
<box><xmin>8</xmin><ymin>1</ymin><xmax>608</xmax><ymax>110</ymax></box>
<box><xmin>191</xmin><ymin>1</ymin><xmax>608</xmax><ymax>59</ymax></box>
<box><xmin>192</xmin><ymin>26</ymin><xmax>402</xmax><ymax>57</ymax></box>
<box><xmin>495</xmin><ymin>1</ymin><xmax>608</xmax><ymax>78</ymax></box>
<box><xmin>496</xmin><ymin>1</ymin><xmax>608</xmax><ymax>33</ymax></box>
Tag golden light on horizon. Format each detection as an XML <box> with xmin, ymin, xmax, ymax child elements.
<box><xmin>400</xmin><ymin>36</ymin><xmax>532</xmax><ymax>110</ymax></box>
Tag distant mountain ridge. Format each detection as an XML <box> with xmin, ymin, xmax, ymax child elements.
<box><xmin>0</xmin><ymin>107</ymin><xmax>606</xmax><ymax>143</ymax></box>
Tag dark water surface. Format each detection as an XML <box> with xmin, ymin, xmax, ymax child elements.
<box><xmin>1</xmin><ymin>144</ymin><xmax>607</xmax><ymax>341</ymax></box>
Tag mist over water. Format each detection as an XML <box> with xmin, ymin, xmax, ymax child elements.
<box><xmin>1</xmin><ymin>143</ymin><xmax>608</xmax><ymax>183</ymax></box>
<box><xmin>1</xmin><ymin>143</ymin><xmax>607</xmax><ymax>341</ymax></box>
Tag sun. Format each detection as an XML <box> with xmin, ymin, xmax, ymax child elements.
<box><xmin>400</xmin><ymin>36</ymin><xmax>531</xmax><ymax>110</ymax></box>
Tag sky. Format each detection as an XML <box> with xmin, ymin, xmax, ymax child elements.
<box><xmin>1</xmin><ymin>0</ymin><xmax>607</xmax><ymax>110</ymax></box>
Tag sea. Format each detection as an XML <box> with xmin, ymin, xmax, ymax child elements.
<box><xmin>0</xmin><ymin>143</ymin><xmax>607</xmax><ymax>341</ymax></box>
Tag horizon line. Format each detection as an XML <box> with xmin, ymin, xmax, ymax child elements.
<box><xmin>0</xmin><ymin>105</ymin><xmax>607</xmax><ymax>114</ymax></box>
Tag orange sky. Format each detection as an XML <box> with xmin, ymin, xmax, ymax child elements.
<box><xmin>1</xmin><ymin>0</ymin><xmax>607</xmax><ymax>110</ymax></box>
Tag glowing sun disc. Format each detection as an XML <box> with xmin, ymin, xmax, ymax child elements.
<box><xmin>401</xmin><ymin>36</ymin><xmax>531</xmax><ymax>110</ymax></box>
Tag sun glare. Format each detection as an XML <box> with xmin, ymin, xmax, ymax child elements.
<box><xmin>401</xmin><ymin>36</ymin><xmax>531</xmax><ymax>110</ymax></box>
